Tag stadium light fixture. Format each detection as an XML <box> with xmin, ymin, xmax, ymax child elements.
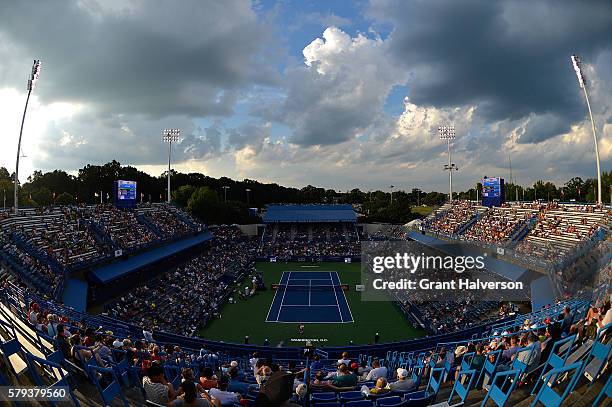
<box><xmin>439</xmin><ymin>125</ymin><xmax>458</xmax><ymax>202</ymax></box>
<box><xmin>223</xmin><ymin>186</ymin><xmax>230</xmax><ymax>203</ymax></box>
<box><xmin>14</xmin><ymin>59</ymin><xmax>42</xmax><ymax>214</ymax></box>
<box><xmin>570</xmin><ymin>55</ymin><xmax>601</xmax><ymax>204</ymax></box>
<box><xmin>246</xmin><ymin>188</ymin><xmax>251</xmax><ymax>205</ymax></box>
<box><xmin>162</xmin><ymin>128</ymin><xmax>180</xmax><ymax>203</ymax></box>
<box><xmin>389</xmin><ymin>185</ymin><xmax>395</xmax><ymax>204</ymax></box>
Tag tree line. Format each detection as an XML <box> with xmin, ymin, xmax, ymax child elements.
<box><xmin>0</xmin><ymin>161</ymin><xmax>608</xmax><ymax>224</ymax></box>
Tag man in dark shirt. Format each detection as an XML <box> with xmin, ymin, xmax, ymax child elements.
<box><xmin>55</xmin><ymin>324</ymin><xmax>71</xmax><ymax>358</ymax></box>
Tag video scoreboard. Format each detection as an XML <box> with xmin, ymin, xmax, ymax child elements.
<box><xmin>114</xmin><ymin>180</ymin><xmax>137</xmax><ymax>209</ymax></box>
<box><xmin>482</xmin><ymin>177</ymin><xmax>505</xmax><ymax>207</ymax></box>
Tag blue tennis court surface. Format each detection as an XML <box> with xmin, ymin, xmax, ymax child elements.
<box><xmin>266</xmin><ymin>271</ymin><xmax>353</xmax><ymax>323</ymax></box>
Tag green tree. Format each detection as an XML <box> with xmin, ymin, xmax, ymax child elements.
<box><xmin>30</xmin><ymin>187</ymin><xmax>53</xmax><ymax>206</ymax></box>
<box><xmin>173</xmin><ymin>185</ymin><xmax>196</xmax><ymax>207</ymax></box>
<box><xmin>55</xmin><ymin>192</ymin><xmax>75</xmax><ymax>205</ymax></box>
<box><xmin>187</xmin><ymin>187</ymin><xmax>222</xmax><ymax>223</ymax></box>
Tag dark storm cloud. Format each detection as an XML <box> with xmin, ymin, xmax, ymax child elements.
<box><xmin>0</xmin><ymin>0</ymin><xmax>277</xmax><ymax>119</ymax></box>
<box><xmin>368</xmin><ymin>0</ymin><xmax>612</xmax><ymax>143</ymax></box>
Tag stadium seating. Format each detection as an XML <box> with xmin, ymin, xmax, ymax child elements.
<box><xmin>0</xmin><ymin>202</ymin><xmax>609</xmax><ymax>406</ymax></box>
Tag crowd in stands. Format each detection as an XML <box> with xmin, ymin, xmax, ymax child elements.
<box><xmin>462</xmin><ymin>207</ymin><xmax>532</xmax><ymax>244</ymax></box>
<box><xmin>90</xmin><ymin>204</ymin><xmax>158</xmax><ymax>250</ymax></box>
<box><xmin>11</xmin><ymin>207</ymin><xmax>108</xmax><ymax>267</ymax></box>
<box><xmin>0</xmin><ymin>234</ymin><xmax>62</xmax><ymax>298</ymax></box>
<box><xmin>425</xmin><ymin>200</ymin><xmax>475</xmax><ymax>235</ymax></box>
<box><xmin>142</xmin><ymin>205</ymin><xmax>195</xmax><ymax>238</ymax></box>
<box><xmin>0</xmin><ymin>269</ymin><xmax>609</xmax><ymax>407</ymax></box>
<box><xmin>259</xmin><ymin>223</ymin><xmax>360</xmax><ymax>258</ymax></box>
<box><xmin>105</xmin><ymin>226</ymin><xmax>257</xmax><ymax>336</ymax></box>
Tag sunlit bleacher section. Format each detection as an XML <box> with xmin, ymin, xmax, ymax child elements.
<box><xmin>0</xmin><ymin>278</ymin><xmax>608</xmax><ymax>406</ymax></box>
<box><xmin>422</xmin><ymin>201</ymin><xmax>610</xmax><ymax>266</ymax></box>
<box><xmin>515</xmin><ymin>204</ymin><xmax>608</xmax><ymax>263</ymax></box>
<box><xmin>461</xmin><ymin>206</ymin><xmax>537</xmax><ymax>244</ymax></box>
<box><xmin>423</xmin><ymin>201</ymin><xmax>484</xmax><ymax>236</ymax></box>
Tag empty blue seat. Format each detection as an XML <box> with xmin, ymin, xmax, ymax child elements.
<box><xmin>531</xmin><ymin>362</ymin><xmax>583</xmax><ymax>407</ymax></box>
<box><xmin>376</xmin><ymin>396</ymin><xmax>402</xmax><ymax>406</ymax></box>
<box><xmin>312</xmin><ymin>392</ymin><xmax>338</xmax><ymax>402</ymax></box>
<box><xmin>480</xmin><ymin>369</ymin><xmax>521</xmax><ymax>407</ymax></box>
<box><xmin>447</xmin><ymin>368</ymin><xmax>477</xmax><ymax>406</ymax></box>
<box><xmin>346</xmin><ymin>400</ymin><xmax>373</xmax><ymax>407</ymax></box>
<box><xmin>340</xmin><ymin>391</ymin><xmax>365</xmax><ymax>402</ymax></box>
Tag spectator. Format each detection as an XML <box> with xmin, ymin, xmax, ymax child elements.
<box><xmin>228</xmin><ymin>367</ymin><xmax>250</xmax><ymax>395</ymax></box>
<box><xmin>143</xmin><ymin>362</ymin><xmax>176</xmax><ymax>405</ymax></box>
<box><xmin>364</xmin><ymin>360</ymin><xmax>387</xmax><ymax>381</ymax></box>
<box><xmin>367</xmin><ymin>378</ymin><xmax>390</xmax><ymax>395</ymax></box>
<box><xmin>389</xmin><ymin>369</ymin><xmax>415</xmax><ymax>392</ymax></box>
<box><xmin>170</xmin><ymin>380</ymin><xmax>213</xmax><ymax>407</ymax></box>
<box><xmin>199</xmin><ymin>367</ymin><xmax>218</xmax><ymax>390</ymax></box>
<box><xmin>209</xmin><ymin>376</ymin><xmax>240</xmax><ymax>406</ymax></box>
<box><xmin>55</xmin><ymin>324</ymin><xmax>71</xmax><ymax>358</ymax></box>
<box><xmin>337</xmin><ymin>352</ymin><xmax>350</xmax><ymax>366</ymax></box>
<box><xmin>310</xmin><ymin>371</ymin><xmax>355</xmax><ymax>392</ymax></box>
<box><xmin>332</xmin><ymin>363</ymin><xmax>358</xmax><ymax>388</ymax></box>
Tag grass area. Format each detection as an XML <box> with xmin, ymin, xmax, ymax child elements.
<box><xmin>411</xmin><ymin>205</ymin><xmax>434</xmax><ymax>216</ymax></box>
<box><xmin>198</xmin><ymin>262</ymin><xmax>424</xmax><ymax>347</ymax></box>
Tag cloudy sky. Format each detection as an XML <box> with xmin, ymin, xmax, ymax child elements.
<box><xmin>0</xmin><ymin>0</ymin><xmax>610</xmax><ymax>192</ymax></box>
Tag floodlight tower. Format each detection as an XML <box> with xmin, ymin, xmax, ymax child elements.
<box><xmin>439</xmin><ymin>125</ymin><xmax>458</xmax><ymax>202</ymax></box>
<box><xmin>162</xmin><ymin>129</ymin><xmax>180</xmax><ymax>203</ymax></box>
<box><xmin>571</xmin><ymin>55</ymin><xmax>601</xmax><ymax>204</ymax></box>
<box><xmin>14</xmin><ymin>59</ymin><xmax>42</xmax><ymax>214</ymax></box>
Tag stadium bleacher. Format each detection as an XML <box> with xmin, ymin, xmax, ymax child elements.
<box><xmin>0</xmin><ymin>279</ymin><xmax>608</xmax><ymax>406</ymax></box>
<box><xmin>0</xmin><ymin>202</ymin><xmax>609</xmax><ymax>406</ymax></box>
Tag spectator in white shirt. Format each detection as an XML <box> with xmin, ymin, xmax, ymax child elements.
<box><xmin>337</xmin><ymin>351</ymin><xmax>351</xmax><ymax>366</ymax></box>
<box><xmin>365</xmin><ymin>360</ymin><xmax>388</xmax><ymax>381</ymax></box>
<box><xmin>209</xmin><ymin>377</ymin><xmax>239</xmax><ymax>406</ymax></box>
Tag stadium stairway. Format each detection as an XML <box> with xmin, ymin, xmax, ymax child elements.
<box><xmin>136</xmin><ymin>213</ymin><xmax>165</xmax><ymax>238</ymax></box>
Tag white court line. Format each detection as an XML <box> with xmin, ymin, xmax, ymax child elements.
<box><xmin>281</xmin><ymin>304</ymin><xmax>338</xmax><ymax>307</ymax></box>
<box><xmin>308</xmin><ymin>279</ymin><xmax>311</xmax><ymax>306</ymax></box>
<box><xmin>265</xmin><ymin>272</ymin><xmax>287</xmax><ymax>322</ymax></box>
<box><xmin>330</xmin><ymin>272</ymin><xmax>343</xmax><ymax>323</ymax></box>
<box><xmin>276</xmin><ymin>271</ymin><xmax>291</xmax><ymax>322</ymax></box>
<box><xmin>332</xmin><ymin>271</ymin><xmax>354</xmax><ymax>323</ymax></box>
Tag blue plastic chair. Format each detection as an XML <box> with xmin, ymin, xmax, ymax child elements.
<box><xmin>477</xmin><ymin>350</ymin><xmax>502</xmax><ymax>389</ymax></box>
<box><xmin>340</xmin><ymin>391</ymin><xmax>365</xmax><ymax>403</ymax></box>
<box><xmin>312</xmin><ymin>392</ymin><xmax>338</xmax><ymax>402</ymax></box>
<box><xmin>315</xmin><ymin>403</ymin><xmax>340</xmax><ymax>407</ymax></box>
<box><xmin>460</xmin><ymin>352</ymin><xmax>475</xmax><ymax>372</ymax></box>
<box><xmin>404</xmin><ymin>367</ymin><xmax>445</xmax><ymax>405</ymax></box>
<box><xmin>164</xmin><ymin>364</ymin><xmax>182</xmax><ymax>389</ymax></box>
<box><xmin>447</xmin><ymin>368</ymin><xmax>476</xmax><ymax>406</ymax></box>
<box><xmin>480</xmin><ymin>369</ymin><xmax>521</xmax><ymax>407</ymax></box>
<box><xmin>0</xmin><ymin>337</ymin><xmax>28</xmax><ymax>376</ymax></box>
<box><xmin>345</xmin><ymin>400</ymin><xmax>373</xmax><ymax>407</ymax></box>
<box><xmin>582</xmin><ymin>322</ymin><xmax>612</xmax><ymax>384</ymax></box>
<box><xmin>530</xmin><ymin>362</ymin><xmax>583</xmax><ymax>407</ymax></box>
<box><xmin>88</xmin><ymin>364</ymin><xmax>129</xmax><ymax>406</ymax></box>
<box><xmin>531</xmin><ymin>334</ymin><xmax>576</xmax><ymax>395</ymax></box>
<box><xmin>376</xmin><ymin>396</ymin><xmax>402</xmax><ymax>406</ymax></box>
<box><xmin>593</xmin><ymin>373</ymin><xmax>612</xmax><ymax>407</ymax></box>
<box><xmin>24</xmin><ymin>353</ymin><xmax>81</xmax><ymax>407</ymax></box>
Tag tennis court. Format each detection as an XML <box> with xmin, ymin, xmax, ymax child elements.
<box><xmin>265</xmin><ymin>271</ymin><xmax>353</xmax><ymax>323</ymax></box>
